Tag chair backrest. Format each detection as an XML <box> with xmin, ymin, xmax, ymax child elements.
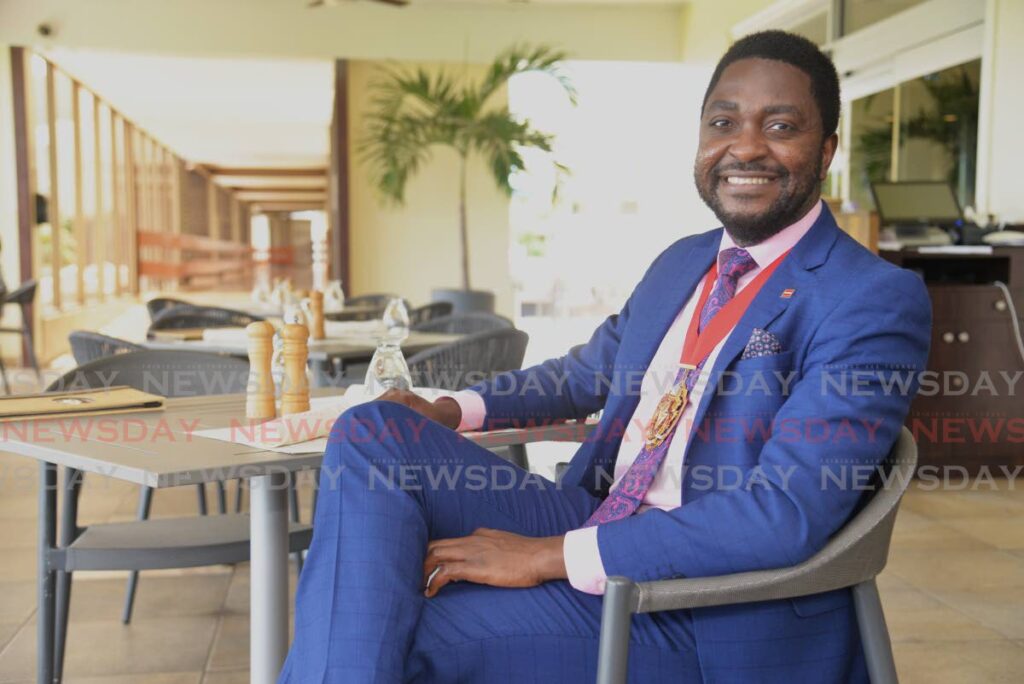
<box><xmin>406</xmin><ymin>328</ymin><xmax>529</xmax><ymax>391</ymax></box>
<box><xmin>146</xmin><ymin>297</ymin><xmax>191</xmax><ymax>321</ymax></box>
<box><xmin>47</xmin><ymin>349</ymin><xmax>250</xmax><ymax>397</ymax></box>
<box><xmin>408</xmin><ymin>301</ymin><xmax>453</xmax><ymax>327</ymax></box>
<box><xmin>147</xmin><ymin>304</ymin><xmax>264</xmax><ymax>336</ymax></box>
<box><xmin>411</xmin><ymin>312</ymin><xmax>514</xmax><ymax>334</ymax></box>
<box><xmin>68</xmin><ymin>331</ymin><xmax>144</xmax><ymax>365</ymax></box>
<box><xmin>3</xmin><ymin>279</ymin><xmax>37</xmax><ymax>306</ymax></box>
<box><xmin>344</xmin><ymin>293</ymin><xmax>397</xmax><ymax>309</ymax></box>
<box><xmin>634</xmin><ymin>427</ymin><xmax>919</xmax><ymax>613</ymax></box>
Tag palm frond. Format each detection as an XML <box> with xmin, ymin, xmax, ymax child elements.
<box><xmin>475</xmin><ymin>45</ymin><xmax>577</xmax><ymax>109</ymax></box>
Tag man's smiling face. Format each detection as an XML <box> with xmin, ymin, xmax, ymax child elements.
<box><xmin>694</xmin><ymin>57</ymin><xmax>838</xmax><ymax>246</ymax></box>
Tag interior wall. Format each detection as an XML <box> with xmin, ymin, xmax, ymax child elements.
<box><xmin>0</xmin><ymin>0</ymin><xmax>682</xmax><ymax>64</ymax></box>
<box><xmin>678</xmin><ymin>0</ymin><xmax>775</xmax><ymax>63</ymax></box>
<box><xmin>346</xmin><ymin>60</ymin><xmax>512</xmax><ymax>316</ymax></box>
<box><xmin>978</xmin><ymin>0</ymin><xmax>1024</xmax><ymax>223</ymax></box>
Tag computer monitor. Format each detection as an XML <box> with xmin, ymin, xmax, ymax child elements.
<box><xmin>870</xmin><ymin>181</ymin><xmax>962</xmax><ymax>226</ymax></box>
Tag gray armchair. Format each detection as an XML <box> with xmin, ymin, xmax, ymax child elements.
<box><xmin>596</xmin><ymin>427</ymin><xmax>917</xmax><ymax>684</ymax></box>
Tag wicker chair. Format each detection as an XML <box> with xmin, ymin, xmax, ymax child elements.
<box><xmin>595</xmin><ymin>428</ymin><xmax>918</xmax><ymax>684</ymax></box>
<box><xmin>411</xmin><ymin>312</ymin><xmax>514</xmax><ymax>334</ymax></box>
<box><xmin>147</xmin><ymin>304</ymin><xmax>264</xmax><ymax>337</ymax></box>
<box><xmin>45</xmin><ymin>350</ymin><xmax>311</xmax><ymax>679</ymax></box>
<box><xmin>408</xmin><ymin>301</ymin><xmax>454</xmax><ymax>327</ymax></box>
<box><xmin>406</xmin><ymin>328</ymin><xmax>529</xmax><ymax>391</ymax></box>
<box><xmin>44</xmin><ymin>350</ymin><xmax>311</xmax><ymax>682</ymax></box>
<box><xmin>145</xmin><ymin>297</ymin><xmax>191</xmax><ymax>321</ymax></box>
<box><xmin>68</xmin><ymin>331</ymin><xmax>144</xmax><ymax>365</ymax></box>
<box><xmin>344</xmin><ymin>293</ymin><xmax>397</xmax><ymax>309</ymax></box>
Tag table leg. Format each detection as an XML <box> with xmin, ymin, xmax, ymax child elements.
<box><xmin>37</xmin><ymin>463</ymin><xmax>56</xmax><ymax>684</ymax></box>
<box><xmin>250</xmin><ymin>472</ymin><xmax>289</xmax><ymax>684</ymax></box>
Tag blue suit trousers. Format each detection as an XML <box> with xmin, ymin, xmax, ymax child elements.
<box><xmin>279</xmin><ymin>401</ymin><xmax>701</xmax><ymax>683</ymax></box>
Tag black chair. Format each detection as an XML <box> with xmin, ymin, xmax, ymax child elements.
<box><xmin>408</xmin><ymin>301</ymin><xmax>453</xmax><ymax>327</ymax></box>
<box><xmin>68</xmin><ymin>331</ymin><xmax>144</xmax><ymax>365</ymax></box>
<box><xmin>412</xmin><ymin>312</ymin><xmax>514</xmax><ymax>334</ymax></box>
<box><xmin>44</xmin><ymin>350</ymin><xmax>310</xmax><ymax>681</ymax></box>
<box><xmin>147</xmin><ymin>304</ymin><xmax>264</xmax><ymax>338</ymax></box>
<box><xmin>344</xmin><ymin>293</ymin><xmax>397</xmax><ymax>309</ymax></box>
<box><xmin>407</xmin><ymin>328</ymin><xmax>529</xmax><ymax>391</ymax></box>
<box><xmin>408</xmin><ymin>328</ymin><xmax>530</xmax><ymax>468</ymax></box>
<box><xmin>145</xmin><ymin>297</ymin><xmax>191</xmax><ymax>321</ymax></box>
<box><xmin>0</xmin><ymin>279</ymin><xmax>41</xmax><ymax>392</ymax></box>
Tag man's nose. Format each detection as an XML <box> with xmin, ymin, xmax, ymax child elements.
<box><xmin>726</xmin><ymin>124</ymin><xmax>769</xmax><ymax>163</ymax></box>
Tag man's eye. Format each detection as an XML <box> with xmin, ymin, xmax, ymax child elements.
<box><xmin>710</xmin><ymin>119</ymin><xmax>731</xmax><ymax>128</ymax></box>
<box><xmin>768</xmin><ymin>122</ymin><xmax>793</xmax><ymax>132</ymax></box>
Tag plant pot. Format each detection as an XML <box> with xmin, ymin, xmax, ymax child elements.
<box><xmin>431</xmin><ymin>288</ymin><xmax>495</xmax><ymax>314</ymax></box>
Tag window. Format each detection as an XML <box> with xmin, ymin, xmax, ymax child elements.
<box><xmin>848</xmin><ymin>59</ymin><xmax>980</xmax><ymax>212</ymax></box>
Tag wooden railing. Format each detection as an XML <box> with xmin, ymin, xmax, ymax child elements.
<box><xmin>138</xmin><ymin>231</ymin><xmax>254</xmax><ymax>288</ymax></box>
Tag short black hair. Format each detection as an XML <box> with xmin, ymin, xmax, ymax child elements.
<box><xmin>702</xmin><ymin>30</ymin><xmax>841</xmax><ymax>139</ymax></box>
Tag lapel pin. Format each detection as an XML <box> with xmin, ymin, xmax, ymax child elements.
<box><xmin>780</xmin><ymin>288</ymin><xmax>795</xmax><ymax>299</ymax></box>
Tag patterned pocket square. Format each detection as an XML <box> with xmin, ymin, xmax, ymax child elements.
<box><xmin>741</xmin><ymin>327</ymin><xmax>783</xmax><ymax>360</ymax></box>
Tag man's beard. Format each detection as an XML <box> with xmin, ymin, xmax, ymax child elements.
<box><xmin>695</xmin><ymin>158</ymin><xmax>822</xmax><ymax>246</ymax></box>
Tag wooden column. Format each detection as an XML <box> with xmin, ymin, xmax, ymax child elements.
<box><xmin>110</xmin><ymin>110</ymin><xmax>123</xmax><ymax>296</ymax></box>
<box><xmin>45</xmin><ymin>62</ymin><xmax>62</xmax><ymax>309</ymax></box>
<box><xmin>72</xmin><ymin>82</ymin><xmax>86</xmax><ymax>305</ymax></box>
<box><xmin>328</xmin><ymin>59</ymin><xmax>350</xmax><ymax>288</ymax></box>
<box><xmin>124</xmin><ymin>121</ymin><xmax>139</xmax><ymax>294</ymax></box>
<box><xmin>93</xmin><ymin>95</ymin><xmax>106</xmax><ymax>301</ymax></box>
<box><xmin>10</xmin><ymin>47</ymin><xmax>38</xmax><ymax>364</ymax></box>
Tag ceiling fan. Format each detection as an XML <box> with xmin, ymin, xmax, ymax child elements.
<box><xmin>308</xmin><ymin>0</ymin><xmax>410</xmax><ymax>8</ymax></box>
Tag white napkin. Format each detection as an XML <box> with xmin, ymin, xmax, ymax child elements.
<box><xmin>201</xmin><ymin>327</ymin><xmax>250</xmax><ymax>344</ymax></box>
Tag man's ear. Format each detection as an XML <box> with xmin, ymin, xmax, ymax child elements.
<box><xmin>820</xmin><ymin>133</ymin><xmax>839</xmax><ymax>180</ymax></box>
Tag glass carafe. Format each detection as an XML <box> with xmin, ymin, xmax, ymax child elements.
<box><xmin>364</xmin><ymin>340</ymin><xmax>412</xmax><ymax>395</ymax></box>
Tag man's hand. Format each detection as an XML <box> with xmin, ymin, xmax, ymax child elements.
<box><xmin>378</xmin><ymin>389</ymin><xmax>462</xmax><ymax>430</ymax></box>
<box><xmin>422</xmin><ymin>529</ymin><xmax>566</xmax><ymax>598</ymax></box>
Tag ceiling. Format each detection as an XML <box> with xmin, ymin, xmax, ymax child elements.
<box><xmin>45</xmin><ymin>48</ymin><xmax>334</xmax><ymax>171</ymax></box>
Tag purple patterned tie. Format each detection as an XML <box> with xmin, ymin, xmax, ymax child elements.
<box><xmin>584</xmin><ymin>247</ymin><xmax>757</xmax><ymax>526</ymax></box>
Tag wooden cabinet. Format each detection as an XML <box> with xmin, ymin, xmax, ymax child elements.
<box><xmin>881</xmin><ymin>249</ymin><xmax>1024</xmax><ymax>473</ymax></box>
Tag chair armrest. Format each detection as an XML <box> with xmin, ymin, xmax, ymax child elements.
<box><xmin>464</xmin><ymin>419</ymin><xmax>597</xmax><ymax>450</ymax></box>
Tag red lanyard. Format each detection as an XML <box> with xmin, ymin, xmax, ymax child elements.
<box><xmin>679</xmin><ymin>250</ymin><xmax>790</xmax><ymax>367</ymax></box>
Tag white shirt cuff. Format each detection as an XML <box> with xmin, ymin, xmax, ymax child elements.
<box><xmin>562</xmin><ymin>526</ymin><xmax>608</xmax><ymax>595</ymax></box>
<box><xmin>450</xmin><ymin>390</ymin><xmax>486</xmax><ymax>432</ymax></box>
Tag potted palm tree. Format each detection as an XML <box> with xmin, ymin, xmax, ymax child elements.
<box><xmin>360</xmin><ymin>45</ymin><xmax>575</xmax><ymax>313</ymax></box>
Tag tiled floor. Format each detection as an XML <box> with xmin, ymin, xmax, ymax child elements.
<box><xmin>0</xmin><ymin>444</ymin><xmax>1021</xmax><ymax>682</ymax></box>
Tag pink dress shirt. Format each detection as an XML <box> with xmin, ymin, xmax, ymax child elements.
<box><xmin>452</xmin><ymin>202</ymin><xmax>822</xmax><ymax>594</ymax></box>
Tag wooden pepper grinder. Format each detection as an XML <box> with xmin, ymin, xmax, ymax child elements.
<box><xmin>308</xmin><ymin>290</ymin><xmax>326</xmax><ymax>341</ymax></box>
<box><xmin>246</xmin><ymin>321</ymin><xmax>277</xmax><ymax>420</ymax></box>
<box><xmin>281</xmin><ymin>323</ymin><xmax>310</xmax><ymax>415</ymax></box>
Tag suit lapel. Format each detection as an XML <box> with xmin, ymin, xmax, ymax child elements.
<box><xmin>631</xmin><ymin>234</ymin><xmax>718</xmax><ymax>376</ymax></box>
<box><xmin>685</xmin><ymin>206</ymin><xmax>842</xmax><ymax>453</ymax></box>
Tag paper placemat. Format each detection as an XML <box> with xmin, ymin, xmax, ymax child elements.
<box><xmin>193</xmin><ymin>385</ymin><xmax>458</xmax><ymax>454</ymax></box>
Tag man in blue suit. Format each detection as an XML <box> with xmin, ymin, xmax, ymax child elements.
<box><xmin>281</xmin><ymin>30</ymin><xmax>931</xmax><ymax>683</ymax></box>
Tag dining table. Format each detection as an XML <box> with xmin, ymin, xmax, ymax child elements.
<box><xmin>0</xmin><ymin>389</ymin><xmax>595</xmax><ymax>684</ymax></box>
<box><xmin>141</xmin><ymin>323</ymin><xmax>461</xmax><ymax>387</ymax></box>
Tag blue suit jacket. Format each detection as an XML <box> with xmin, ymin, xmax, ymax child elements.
<box><xmin>472</xmin><ymin>205</ymin><xmax>932</xmax><ymax>680</ymax></box>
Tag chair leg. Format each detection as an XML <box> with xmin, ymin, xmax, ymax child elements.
<box><xmin>310</xmin><ymin>467</ymin><xmax>320</xmax><ymax>521</ymax></box>
<box><xmin>196</xmin><ymin>483</ymin><xmax>208</xmax><ymax>516</ymax></box>
<box><xmin>53</xmin><ymin>468</ymin><xmax>83</xmax><ymax>682</ymax></box>
<box><xmin>0</xmin><ymin>354</ymin><xmax>9</xmax><ymax>395</ymax></box>
<box><xmin>122</xmin><ymin>486</ymin><xmax>154</xmax><ymax>625</ymax></box>
<box><xmin>235</xmin><ymin>478</ymin><xmax>245</xmax><ymax>513</ymax></box>
<box><xmin>596</xmin><ymin>576</ymin><xmax>637</xmax><ymax>684</ymax></box>
<box><xmin>853</xmin><ymin>579</ymin><xmax>899</xmax><ymax>684</ymax></box>
<box><xmin>506</xmin><ymin>444</ymin><xmax>529</xmax><ymax>470</ymax></box>
<box><xmin>21</xmin><ymin>314</ymin><xmax>42</xmax><ymax>381</ymax></box>
<box><xmin>38</xmin><ymin>463</ymin><xmax>57</xmax><ymax>684</ymax></box>
<box><xmin>215</xmin><ymin>481</ymin><xmax>227</xmax><ymax>515</ymax></box>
